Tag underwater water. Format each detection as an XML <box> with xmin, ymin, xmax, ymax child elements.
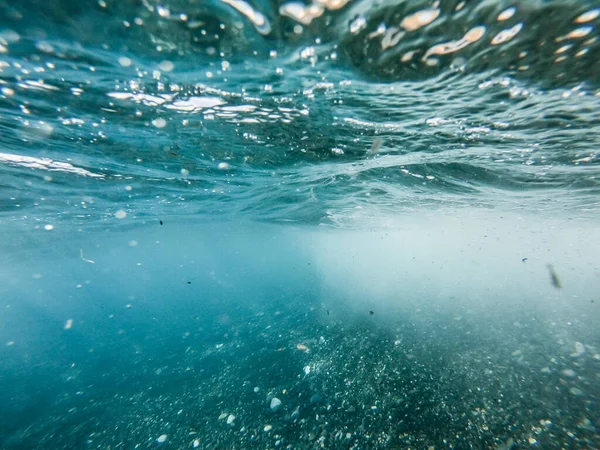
<box><xmin>1</xmin><ymin>0</ymin><xmax>600</xmax><ymax>448</ymax></box>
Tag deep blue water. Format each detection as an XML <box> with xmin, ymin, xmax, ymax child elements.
<box><xmin>1</xmin><ymin>0</ymin><xmax>600</xmax><ymax>448</ymax></box>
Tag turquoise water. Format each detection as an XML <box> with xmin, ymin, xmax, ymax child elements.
<box><xmin>1</xmin><ymin>0</ymin><xmax>600</xmax><ymax>448</ymax></box>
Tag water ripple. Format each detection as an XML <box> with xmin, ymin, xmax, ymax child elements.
<box><xmin>0</xmin><ymin>0</ymin><xmax>599</xmax><ymax>226</ymax></box>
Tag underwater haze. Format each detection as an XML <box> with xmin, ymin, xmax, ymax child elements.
<box><xmin>1</xmin><ymin>0</ymin><xmax>600</xmax><ymax>448</ymax></box>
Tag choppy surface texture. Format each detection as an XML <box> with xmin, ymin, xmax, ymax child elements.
<box><xmin>1</xmin><ymin>0</ymin><xmax>600</xmax><ymax>449</ymax></box>
<box><xmin>1</xmin><ymin>0</ymin><xmax>600</xmax><ymax>225</ymax></box>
